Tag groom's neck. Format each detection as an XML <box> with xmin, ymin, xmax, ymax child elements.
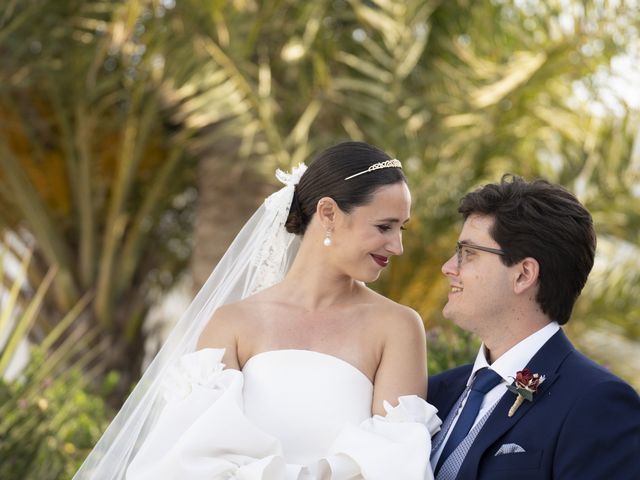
<box><xmin>483</xmin><ymin>314</ymin><xmax>552</xmax><ymax>363</ymax></box>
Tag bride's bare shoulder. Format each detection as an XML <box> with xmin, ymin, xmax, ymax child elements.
<box><xmin>360</xmin><ymin>287</ymin><xmax>424</xmax><ymax>337</ymax></box>
<box><xmin>196</xmin><ymin>292</ymin><xmax>270</xmax><ymax>349</ymax></box>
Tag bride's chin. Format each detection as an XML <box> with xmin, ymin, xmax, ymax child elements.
<box><xmin>338</xmin><ymin>263</ymin><xmax>380</xmax><ymax>283</ymax></box>
<box><xmin>354</xmin><ymin>270</ymin><xmax>381</xmax><ymax>283</ymax></box>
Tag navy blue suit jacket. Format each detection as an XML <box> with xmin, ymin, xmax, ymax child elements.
<box><xmin>427</xmin><ymin>330</ymin><xmax>640</xmax><ymax>479</ymax></box>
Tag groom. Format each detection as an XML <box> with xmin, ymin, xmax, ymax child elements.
<box><xmin>427</xmin><ymin>175</ymin><xmax>640</xmax><ymax>479</ymax></box>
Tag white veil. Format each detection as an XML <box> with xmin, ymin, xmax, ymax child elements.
<box><xmin>73</xmin><ymin>163</ymin><xmax>307</xmax><ymax>480</ymax></box>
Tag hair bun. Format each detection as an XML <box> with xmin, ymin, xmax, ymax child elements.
<box><xmin>285</xmin><ymin>189</ymin><xmax>305</xmax><ymax>234</ymax></box>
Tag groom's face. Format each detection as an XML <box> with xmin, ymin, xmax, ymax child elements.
<box><xmin>441</xmin><ymin>214</ymin><xmax>515</xmax><ymax>336</ymax></box>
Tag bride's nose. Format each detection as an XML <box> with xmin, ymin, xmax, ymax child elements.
<box><xmin>386</xmin><ymin>232</ymin><xmax>403</xmax><ymax>256</ymax></box>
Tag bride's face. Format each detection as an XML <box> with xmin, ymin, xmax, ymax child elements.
<box><xmin>332</xmin><ymin>181</ymin><xmax>411</xmax><ymax>282</ymax></box>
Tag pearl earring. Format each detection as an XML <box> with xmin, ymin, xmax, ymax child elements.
<box><xmin>323</xmin><ymin>231</ymin><xmax>332</xmax><ymax>247</ymax></box>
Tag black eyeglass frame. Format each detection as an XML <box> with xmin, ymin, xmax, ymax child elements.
<box><xmin>456</xmin><ymin>241</ymin><xmax>505</xmax><ymax>269</ymax></box>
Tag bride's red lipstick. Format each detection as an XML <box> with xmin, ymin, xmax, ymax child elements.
<box><xmin>371</xmin><ymin>254</ymin><xmax>389</xmax><ymax>267</ymax></box>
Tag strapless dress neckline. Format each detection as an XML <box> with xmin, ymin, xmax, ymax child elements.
<box><xmin>243</xmin><ymin>348</ymin><xmax>373</xmax><ymax>385</ymax></box>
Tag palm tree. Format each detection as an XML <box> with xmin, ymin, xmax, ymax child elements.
<box><xmin>0</xmin><ymin>0</ymin><xmax>198</xmax><ymax>394</ymax></box>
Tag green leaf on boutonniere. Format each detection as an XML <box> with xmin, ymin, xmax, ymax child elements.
<box><xmin>507</xmin><ymin>384</ymin><xmax>534</xmax><ymax>401</ymax></box>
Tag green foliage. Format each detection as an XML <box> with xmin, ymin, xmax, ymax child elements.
<box><xmin>427</xmin><ymin>326</ymin><xmax>481</xmax><ymax>375</ymax></box>
<box><xmin>0</xmin><ymin>240</ymin><xmax>114</xmax><ymax>478</ymax></box>
<box><xmin>0</xmin><ymin>350</ymin><xmax>114</xmax><ymax>480</ymax></box>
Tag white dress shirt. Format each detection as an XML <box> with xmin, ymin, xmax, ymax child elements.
<box><xmin>431</xmin><ymin>322</ymin><xmax>559</xmax><ymax>467</ymax></box>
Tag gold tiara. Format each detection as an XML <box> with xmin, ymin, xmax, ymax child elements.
<box><xmin>344</xmin><ymin>159</ymin><xmax>403</xmax><ymax>180</ymax></box>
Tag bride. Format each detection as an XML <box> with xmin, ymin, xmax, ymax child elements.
<box><xmin>74</xmin><ymin>141</ymin><xmax>441</xmax><ymax>480</ymax></box>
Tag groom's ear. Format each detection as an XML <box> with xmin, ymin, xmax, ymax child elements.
<box><xmin>513</xmin><ymin>257</ymin><xmax>540</xmax><ymax>295</ymax></box>
<box><xmin>316</xmin><ymin>197</ymin><xmax>338</xmax><ymax>228</ymax></box>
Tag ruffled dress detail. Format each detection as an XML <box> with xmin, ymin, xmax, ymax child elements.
<box><xmin>127</xmin><ymin>349</ymin><xmax>441</xmax><ymax>480</ymax></box>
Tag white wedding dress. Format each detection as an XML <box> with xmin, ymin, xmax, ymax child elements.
<box><xmin>126</xmin><ymin>348</ymin><xmax>441</xmax><ymax>480</ymax></box>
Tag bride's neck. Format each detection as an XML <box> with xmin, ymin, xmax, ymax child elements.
<box><xmin>278</xmin><ymin>242</ymin><xmax>359</xmax><ymax>312</ymax></box>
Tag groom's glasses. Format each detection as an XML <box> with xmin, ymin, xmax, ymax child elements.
<box><xmin>456</xmin><ymin>241</ymin><xmax>505</xmax><ymax>269</ymax></box>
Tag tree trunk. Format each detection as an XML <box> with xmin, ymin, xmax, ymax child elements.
<box><xmin>192</xmin><ymin>151</ymin><xmax>274</xmax><ymax>290</ymax></box>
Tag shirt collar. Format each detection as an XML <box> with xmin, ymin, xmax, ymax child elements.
<box><xmin>469</xmin><ymin>322</ymin><xmax>560</xmax><ymax>385</ymax></box>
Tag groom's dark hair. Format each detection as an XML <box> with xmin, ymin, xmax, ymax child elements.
<box><xmin>459</xmin><ymin>174</ymin><xmax>596</xmax><ymax>325</ymax></box>
<box><xmin>286</xmin><ymin>141</ymin><xmax>406</xmax><ymax>235</ymax></box>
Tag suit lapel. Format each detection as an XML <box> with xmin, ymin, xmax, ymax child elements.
<box><xmin>429</xmin><ymin>368</ymin><xmax>472</xmax><ymax>455</ymax></box>
<box><xmin>456</xmin><ymin>330</ymin><xmax>574</xmax><ymax>479</ymax></box>
<box><xmin>431</xmin><ymin>368</ymin><xmax>471</xmax><ymax>419</ymax></box>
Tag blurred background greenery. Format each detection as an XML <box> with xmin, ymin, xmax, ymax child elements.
<box><xmin>1</xmin><ymin>0</ymin><xmax>638</xmax><ymax>477</ymax></box>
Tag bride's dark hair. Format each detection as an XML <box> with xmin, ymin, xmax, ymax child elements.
<box><xmin>285</xmin><ymin>141</ymin><xmax>407</xmax><ymax>235</ymax></box>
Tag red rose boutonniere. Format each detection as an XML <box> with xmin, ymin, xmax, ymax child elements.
<box><xmin>506</xmin><ymin>368</ymin><xmax>545</xmax><ymax>417</ymax></box>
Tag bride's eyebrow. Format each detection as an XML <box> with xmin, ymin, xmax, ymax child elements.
<box><xmin>374</xmin><ymin>218</ymin><xmax>410</xmax><ymax>224</ymax></box>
